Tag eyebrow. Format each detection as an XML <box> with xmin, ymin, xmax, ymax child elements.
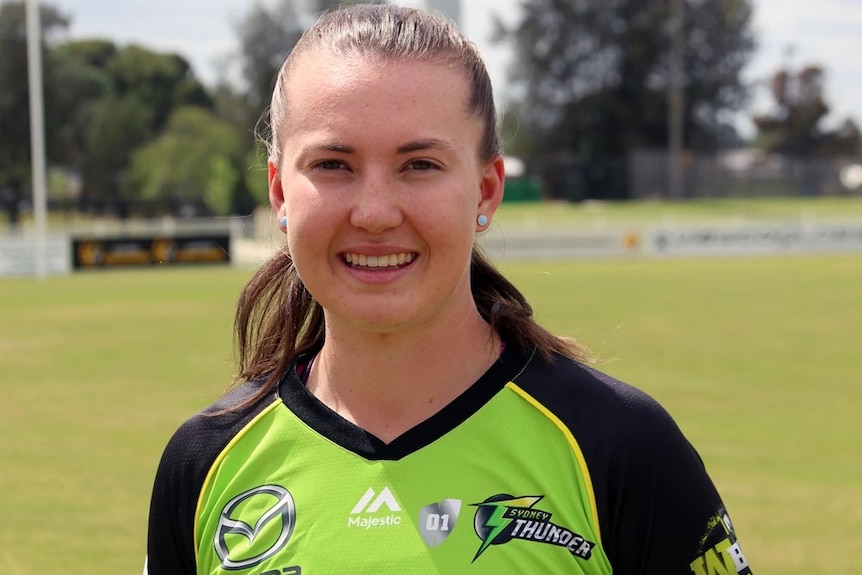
<box><xmin>299</xmin><ymin>138</ymin><xmax>453</xmax><ymax>158</ymax></box>
<box><xmin>308</xmin><ymin>142</ymin><xmax>356</xmax><ymax>155</ymax></box>
<box><xmin>396</xmin><ymin>138</ymin><xmax>453</xmax><ymax>154</ymax></box>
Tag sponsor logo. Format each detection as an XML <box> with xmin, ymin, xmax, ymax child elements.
<box><xmin>76</xmin><ymin>240</ymin><xmax>104</xmax><ymax>267</ymax></box>
<box><xmin>418</xmin><ymin>499</ymin><xmax>462</xmax><ymax>548</ymax></box>
<box><xmin>472</xmin><ymin>494</ymin><xmax>595</xmax><ymax>563</ymax></box>
<box><xmin>214</xmin><ymin>485</ymin><xmax>297</xmax><ymax>571</ymax></box>
<box><xmin>347</xmin><ymin>487</ymin><xmax>403</xmax><ymax>529</ymax></box>
<box><xmin>690</xmin><ymin>508</ymin><xmax>751</xmax><ymax>575</ymax></box>
<box><xmin>150</xmin><ymin>238</ymin><xmax>177</xmax><ymax>264</ymax></box>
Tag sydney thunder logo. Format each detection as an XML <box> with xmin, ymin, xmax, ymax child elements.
<box><xmin>471</xmin><ymin>494</ymin><xmax>595</xmax><ymax>562</ymax></box>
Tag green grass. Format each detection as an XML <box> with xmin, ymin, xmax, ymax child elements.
<box><xmin>494</xmin><ymin>195</ymin><xmax>862</xmax><ymax>230</ymax></box>
<box><xmin>2</xmin><ymin>254</ymin><xmax>861</xmax><ymax>574</ymax></box>
<box><xmin>501</xmin><ymin>255</ymin><xmax>862</xmax><ymax>574</ymax></box>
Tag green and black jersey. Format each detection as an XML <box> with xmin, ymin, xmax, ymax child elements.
<box><xmin>146</xmin><ymin>345</ymin><xmax>752</xmax><ymax>574</ymax></box>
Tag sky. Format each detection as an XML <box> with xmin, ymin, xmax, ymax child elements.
<box><xmin>46</xmin><ymin>0</ymin><xmax>862</xmax><ymax>136</ymax></box>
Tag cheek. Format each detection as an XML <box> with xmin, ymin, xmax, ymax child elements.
<box><xmin>285</xmin><ymin>207</ymin><xmax>325</xmax><ymax>254</ymax></box>
<box><xmin>414</xmin><ymin>192</ymin><xmax>476</xmax><ymax>236</ymax></box>
<box><xmin>283</xmin><ymin>188</ymin><xmax>330</xmax><ymax>257</ymax></box>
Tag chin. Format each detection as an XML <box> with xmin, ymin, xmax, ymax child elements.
<box><xmin>328</xmin><ymin>305</ymin><xmax>423</xmax><ymax>335</ymax></box>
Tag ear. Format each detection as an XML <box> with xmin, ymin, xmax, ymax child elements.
<box><xmin>477</xmin><ymin>154</ymin><xmax>505</xmax><ymax>217</ymax></box>
<box><xmin>268</xmin><ymin>160</ymin><xmax>285</xmax><ymax>213</ymax></box>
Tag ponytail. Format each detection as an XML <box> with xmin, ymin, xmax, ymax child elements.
<box><xmin>470</xmin><ymin>248</ymin><xmax>590</xmax><ymax>364</ymax></box>
<box><xmin>230</xmin><ymin>248</ymin><xmax>325</xmax><ymax>410</ymax></box>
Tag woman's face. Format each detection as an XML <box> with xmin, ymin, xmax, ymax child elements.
<box><xmin>269</xmin><ymin>50</ymin><xmax>504</xmax><ymax>336</ymax></box>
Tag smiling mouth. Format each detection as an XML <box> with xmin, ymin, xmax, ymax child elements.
<box><xmin>343</xmin><ymin>252</ymin><xmax>417</xmax><ymax>268</ymax></box>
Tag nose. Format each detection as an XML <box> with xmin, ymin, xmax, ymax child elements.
<box><xmin>349</xmin><ymin>172</ymin><xmax>403</xmax><ymax>233</ymax></box>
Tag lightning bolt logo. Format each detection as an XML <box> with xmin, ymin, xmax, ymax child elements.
<box><xmin>471</xmin><ymin>495</ymin><xmax>543</xmax><ymax>561</ymax></box>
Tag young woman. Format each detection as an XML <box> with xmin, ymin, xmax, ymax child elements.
<box><xmin>145</xmin><ymin>5</ymin><xmax>753</xmax><ymax>574</ymax></box>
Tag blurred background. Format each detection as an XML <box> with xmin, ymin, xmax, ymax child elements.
<box><xmin>1</xmin><ymin>0</ymin><xmax>861</xmax><ymax>236</ymax></box>
<box><xmin>1</xmin><ymin>1</ymin><xmax>861</xmax><ymax>574</ymax></box>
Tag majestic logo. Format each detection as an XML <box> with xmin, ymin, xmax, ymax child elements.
<box><xmin>418</xmin><ymin>499</ymin><xmax>462</xmax><ymax>548</ymax></box>
<box><xmin>472</xmin><ymin>494</ymin><xmax>595</xmax><ymax>562</ymax></box>
<box><xmin>348</xmin><ymin>487</ymin><xmax>403</xmax><ymax>529</ymax></box>
<box><xmin>214</xmin><ymin>485</ymin><xmax>297</xmax><ymax>571</ymax></box>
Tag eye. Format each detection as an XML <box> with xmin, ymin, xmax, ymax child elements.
<box><xmin>406</xmin><ymin>159</ymin><xmax>440</xmax><ymax>171</ymax></box>
<box><xmin>312</xmin><ymin>159</ymin><xmax>348</xmax><ymax>171</ymax></box>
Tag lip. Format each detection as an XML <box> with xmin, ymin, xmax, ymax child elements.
<box><xmin>339</xmin><ymin>247</ymin><xmax>419</xmax><ymax>279</ymax></box>
<box><xmin>343</xmin><ymin>251</ymin><xmax>417</xmax><ymax>268</ymax></box>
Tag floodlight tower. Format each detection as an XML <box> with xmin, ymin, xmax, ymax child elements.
<box><xmin>26</xmin><ymin>0</ymin><xmax>48</xmax><ymax>277</ymax></box>
<box><xmin>425</xmin><ymin>0</ymin><xmax>461</xmax><ymax>26</ymax></box>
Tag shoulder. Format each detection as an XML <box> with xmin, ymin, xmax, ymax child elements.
<box><xmin>513</xmin><ymin>353</ymin><xmax>680</xmax><ymax>447</ymax></box>
<box><xmin>510</xmin><ymin>353</ymin><xmax>750</xmax><ymax>574</ymax></box>
<box><xmin>511</xmin><ymin>352</ymin><xmax>710</xmax><ymax>492</ymax></box>
<box><xmin>146</xmin><ymin>379</ymin><xmax>280</xmax><ymax>573</ymax></box>
<box><xmin>514</xmin><ymin>354</ymin><xmax>734</xmax><ymax>571</ymax></box>
<box><xmin>157</xmin><ymin>380</ymin><xmax>277</xmax><ymax>477</ymax></box>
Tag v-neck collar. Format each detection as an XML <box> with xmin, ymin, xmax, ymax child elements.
<box><xmin>277</xmin><ymin>343</ymin><xmax>534</xmax><ymax>460</ymax></box>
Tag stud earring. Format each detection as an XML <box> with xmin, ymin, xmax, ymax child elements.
<box><xmin>279</xmin><ymin>216</ymin><xmax>287</xmax><ymax>230</ymax></box>
<box><xmin>477</xmin><ymin>214</ymin><xmax>489</xmax><ymax>227</ymax></box>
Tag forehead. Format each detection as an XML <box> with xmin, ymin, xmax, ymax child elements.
<box><xmin>280</xmin><ymin>50</ymin><xmax>478</xmax><ymax>142</ymax></box>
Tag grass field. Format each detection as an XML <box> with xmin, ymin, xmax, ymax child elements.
<box><xmin>1</xmin><ymin>251</ymin><xmax>861</xmax><ymax>572</ymax></box>
<box><xmin>492</xmin><ymin>195</ymin><xmax>862</xmax><ymax>230</ymax></box>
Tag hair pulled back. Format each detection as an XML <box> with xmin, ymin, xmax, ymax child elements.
<box><xmin>234</xmin><ymin>5</ymin><xmax>587</xmax><ymax>404</ymax></box>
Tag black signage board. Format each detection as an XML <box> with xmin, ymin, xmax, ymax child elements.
<box><xmin>72</xmin><ymin>235</ymin><xmax>231</xmax><ymax>269</ymax></box>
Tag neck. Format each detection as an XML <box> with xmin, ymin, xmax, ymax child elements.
<box><xmin>305</xmin><ymin>307</ymin><xmax>500</xmax><ymax>443</ymax></box>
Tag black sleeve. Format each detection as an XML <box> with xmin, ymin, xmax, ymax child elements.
<box><xmin>145</xmin><ymin>381</ymin><xmax>275</xmax><ymax>575</ymax></box>
<box><xmin>145</xmin><ymin>419</ymin><xmax>203</xmax><ymax>574</ymax></box>
<box><xmin>583</xmin><ymin>367</ymin><xmax>753</xmax><ymax>575</ymax></box>
<box><xmin>514</xmin><ymin>357</ymin><xmax>752</xmax><ymax>575</ymax></box>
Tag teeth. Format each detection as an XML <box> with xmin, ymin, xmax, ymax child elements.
<box><xmin>344</xmin><ymin>252</ymin><xmax>415</xmax><ymax>268</ymax></box>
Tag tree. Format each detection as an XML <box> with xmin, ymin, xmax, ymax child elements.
<box><xmin>49</xmin><ymin>40</ymin><xmax>118</xmax><ymax>178</ymax></box>
<box><xmin>107</xmin><ymin>45</ymin><xmax>211</xmax><ymax>132</ymax></box>
<box><xmin>58</xmin><ymin>41</ymin><xmax>214</xmax><ymax>215</ymax></box>
<box><xmin>236</xmin><ymin>0</ymin><xmax>385</xmax><ymax>116</ymax></box>
<box><xmin>234</xmin><ymin>0</ymin><xmax>308</xmax><ymax>125</ymax></box>
<box><xmin>79</xmin><ymin>93</ymin><xmax>153</xmax><ymax>215</ymax></box>
<box><xmin>127</xmin><ymin>107</ymin><xmax>244</xmax><ymax>216</ymax></box>
<box><xmin>753</xmin><ymin>64</ymin><xmax>860</xmax><ymax>157</ymax></box>
<box><xmin>0</xmin><ymin>1</ymin><xmax>69</xmax><ymax>226</ymax></box>
<box><xmin>498</xmin><ymin>0</ymin><xmax>755</xmax><ymax>200</ymax></box>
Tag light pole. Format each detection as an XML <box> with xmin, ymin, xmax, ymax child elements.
<box><xmin>26</xmin><ymin>0</ymin><xmax>48</xmax><ymax>277</ymax></box>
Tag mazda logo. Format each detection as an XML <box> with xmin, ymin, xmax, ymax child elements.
<box><xmin>214</xmin><ymin>485</ymin><xmax>296</xmax><ymax>570</ymax></box>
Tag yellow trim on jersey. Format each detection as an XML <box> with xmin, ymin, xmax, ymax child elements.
<box><xmin>506</xmin><ymin>381</ymin><xmax>602</xmax><ymax>542</ymax></box>
<box><xmin>193</xmin><ymin>397</ymin><xmax>283</xmax><ymax>561</ymax></box>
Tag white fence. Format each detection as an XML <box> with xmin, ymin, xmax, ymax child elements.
<box><xmin>0</xmin><ymin>236</ymin><xmax>71</xmax><ymax>277</ymax></box>
<box><xmin>4</xmin><ymin>217</ymin><xmax>862</xmax><ymax>278</ymax></box>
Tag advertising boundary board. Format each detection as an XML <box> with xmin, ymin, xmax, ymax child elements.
<box><xmin>71</xmin><ymin>234</ymin><xmax>231</xmax><ymax>270</ymax></box>
<box><xmin>478</xmin><ymin>229</ymin><xmax>641</xmax><ymax>260</ymax></box>
<box><xmin>646</xmin><ymin>222</ymin><xmax>862</xmax><ymax>257</ymax></box>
